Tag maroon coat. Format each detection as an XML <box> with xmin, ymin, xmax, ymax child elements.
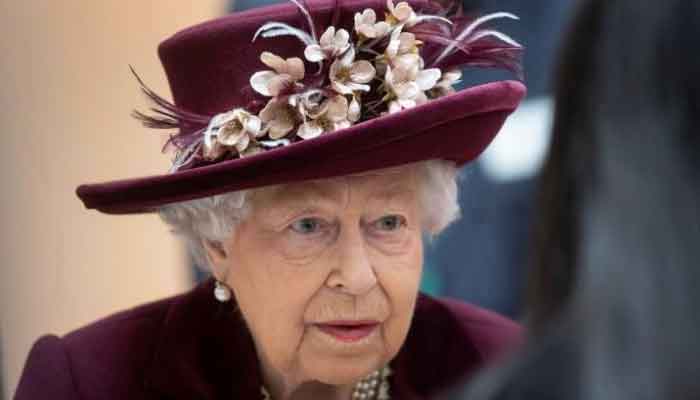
<box><xmin>15</xmin><ymin>279</ymin><xmax>521</xmax><ymax>399</ymax></box>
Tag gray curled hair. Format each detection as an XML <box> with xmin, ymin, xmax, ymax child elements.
<box><xmin>158</xmin><ymin>159</ymin><xmax>461</xmax><ymax>269</ymax></box>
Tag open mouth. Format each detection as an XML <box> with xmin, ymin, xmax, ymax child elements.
<box><xmin>314</xmin><ymin>321</ymin><xmax>380</xmax><ymax>342</ymax></box>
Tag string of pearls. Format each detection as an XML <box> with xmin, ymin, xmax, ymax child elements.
<box><xmin>260</xmin><ymin>366</ymin><xmax>391</xmax><ymax>400</ymax></box>
<box><xmin>352</xmin><ymin>366</ymin><xmax>391</xmax><ymax>400</ymax></box>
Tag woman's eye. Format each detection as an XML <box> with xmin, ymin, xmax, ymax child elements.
<box><xmin>290</xmin><ymin>218</ymin><xmax>323</xmax><ymax>234</ymax></box>
<box><xmin>374</xmin><ymin>215</ymin><xmax>406</xmax><ymax>231</ymax></box>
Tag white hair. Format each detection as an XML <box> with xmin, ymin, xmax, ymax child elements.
<box><xmin>158</xmin><ymin>159</ymin><xmax>461</xmax><ymax>268</ymax></box>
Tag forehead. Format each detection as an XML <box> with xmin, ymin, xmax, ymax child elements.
<box><xmin>252</xmin><ymin>165</ymin><xmax>420</xmax><ymax>207</ymax></box>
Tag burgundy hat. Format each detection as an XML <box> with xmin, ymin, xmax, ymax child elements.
<box><xmin>77</xmin><ymin>0</ymin><xmax>526</xmax><ymax>214</ymax></box>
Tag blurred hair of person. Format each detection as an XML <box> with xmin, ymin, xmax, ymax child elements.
<box><xmin>449</xmin><ymin>0</ymin><xmax>700</xmax><ymax>399</ymax></box>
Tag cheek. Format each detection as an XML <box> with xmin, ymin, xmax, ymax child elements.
<box><xmin>373</xmin><ymin>234</ymin><xmax>423</xmax><ymax>354</ymax></box>
<box><xmin>226</xmin><ymin>245</ymin><xmax>332</xmax><ymax>373</ymax></box>
<box><xmin>276</xmin><ymin>231</ymin><xmax>337</xmax><ymax>264</ymax></box>
<box><xmin>374</xmin><ymin>231</ymin><xmax>423</xmax><ymax>297</ymax></box>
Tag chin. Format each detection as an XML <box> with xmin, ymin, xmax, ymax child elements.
<box><xmin>303</xmin><ymin>353</ymin><xmax>385</xmax><ymax>385</ymax></box>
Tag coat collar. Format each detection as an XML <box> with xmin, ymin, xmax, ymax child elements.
<box><xmin>144</xmin><ymin>279</ymin><xmax>484</xmax><ymax>399</ymax></box>
<box><xmin>145</xmin><ymin>279</ymin><xmax>264</xmax><ymax>399</ymax></box>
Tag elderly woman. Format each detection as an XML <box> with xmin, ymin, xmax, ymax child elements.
<box><xmin>15</xmin><ymin>0</ymin><xmax>525</xmax><ymax>398</ymax></box>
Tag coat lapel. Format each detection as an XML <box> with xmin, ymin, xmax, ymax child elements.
<box><xmin>390</xmin><ymin>293</ymin><xmax>485</xmax><ymax>400</ymax></box>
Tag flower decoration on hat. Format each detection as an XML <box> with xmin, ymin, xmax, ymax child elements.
<box><xmin>329</xmin><ymin>47</ymin><xmax>376</xmax><ymax>95</ymax></box>
<box><xmin>354</xmin><ymin>9</ymin><xmax>391</xmax><ymax>39</ymax></box>
<box><xmin>251</xmin><ymin>52</ymin><xmax>306</xmax><ymax>97</ymax></box>
<box><xmin>386</xmin><ymin>0</ymin><xmax>418</xmax><ymax>25</ymax></box>
<box><xmin>202</xmin><ymin>109</ymin><xmax>265</xmax><ymax>159</ymax></box>
<box><xmin>132</xmin><ymin>0</ymin><xmax>523</xmax><ymax>172</ymax></box>
<box><xmin>304</xmin><ymin>27</ymin><xmax>352</xmax><ymax>62</ymax></box>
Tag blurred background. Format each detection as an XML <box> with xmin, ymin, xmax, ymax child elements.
<box><xmin>0</xmin><ymin>1</ymin><xmax>225</xmax><ymax>398</ymax></box>
<box><xmin>0</xmin><ymin>0</ymin><xmax>574</xmax><ymax>398</ymax></box>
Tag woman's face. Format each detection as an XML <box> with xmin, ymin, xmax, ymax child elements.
<box><xmin>206</xmin><ymin>165</ymin><xmax>424</xmax><ymax>387</ymax></box>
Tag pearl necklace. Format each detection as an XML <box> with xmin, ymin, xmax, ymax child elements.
<box><xmin>351</xmin><ymin>366</ymin><xmax>391</xmax><ymax>400</ymax></box>
<box><xmin>260</xmin><ymin>366</ymin><xmax>392</xmax><ymax>400</ymax></box>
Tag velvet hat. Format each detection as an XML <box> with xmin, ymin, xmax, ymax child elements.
<box><xmin>76</xmin><ymin>0</ymin><xmax>526</xmax><ymax>214</ymax></box>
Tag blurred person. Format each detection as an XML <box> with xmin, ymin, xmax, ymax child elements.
<box><xmin>450</xmin><ymin>0</ymin><xmax>700</xmax><ymax>399</ymax></box>
<box><xmin>14</xmin><ymin>0</ymin><xmax>528</xmax><ymax>399</ymax></box>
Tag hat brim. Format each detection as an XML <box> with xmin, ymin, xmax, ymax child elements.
<box><xmin>76</xmin><ymin>80</ymin><xmax>525</xmax><ymax>214</ymax></box>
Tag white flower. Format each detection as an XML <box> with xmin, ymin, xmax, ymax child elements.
<box><xmin>354</xmin><ymin>9</ymin><xmax>390</xmax><ymax>39</ymax></box>
<box><xmin>384</xmin><ymin>64</ymin><xmax>441</xmax><ymax>113</ymax></box>
<box><xmin>377</xmin><ymin>27</ymin><xmax>424</xmax><ymax>80</ymax></box>
<box><xmin>289</xmin><ymin>89</ymin><xmax>325</xmax><ymax>115</ymax></box>
<box><xmin>431</xmin><ymin>68</ymin><xmax>462</xmax><ymax>97</ymax></box>
<box><xmin>239</xmin><ymin>145</ymin><xmax>264</xmax><ymax>158</ymax></box>
<box><xmin>297</xmin><ymin>94</ymin><xmax>351</xmax><ymax>139</ymax></box>
<box><xmin>250</xmin><ymin>51</ymin><xmax>305</xmax><ymax>97</ymax></box>
<box><xmin>259</xmin><ymin>98</ymin><xmax>300</xmax><ymax>139</ymax></box>
<box><xmin>304</xmin><ymin>27</ymin><xmax>351</xmax><ymax>62</ymax></box>
<box><xmin>386</xmin><ymin>0</ymin><xmax>417</xmax><ymax>25</ymax></box>
<box><xmin>392</xmin><ymin>53</ymin><xmax>422</xmax><ymax>75</ymax></box>
<box><xmin>203</xmin><ymin>109</ymin><xmax>264</xmax><ymax>158</ymax></box>
<box><xmin>384</xmin><ymin>65</ymin><xmax>422</xmax><ymax>112</ymax></box>
<box><xmin>329</xmin><ymin>47</ymin><xmax>376</xmax><ymax>95</ymax></box>
<box><xmin>385</xmin><ymin>28</ymin><xmax>421</xmax><ymax>60</ymax></box>
<box><xmin>348</xmin><ymin>95</ymin><xmax>361</xmax><ymax>122</ymax></box>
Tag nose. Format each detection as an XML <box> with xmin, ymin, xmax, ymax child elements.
<box><xmin>326</xmin><ymin>226</ymin><xmax>377</xmax><ymax>295</ymax></box>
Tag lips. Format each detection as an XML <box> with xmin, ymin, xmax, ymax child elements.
<box><xmin>314</xmin><ymin>320</ymin><xmax>379</xmax><ymax>342</ymax></box>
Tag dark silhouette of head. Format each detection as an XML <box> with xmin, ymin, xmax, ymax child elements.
<box><xmin>460</xmin><ymin>0</ymin><xmax>700</xmax><ymax>398</ymax></box>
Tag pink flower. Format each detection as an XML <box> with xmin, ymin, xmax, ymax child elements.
<box><xmin>430</xmin><ymin>69</ymin><xmax>462</xmax><ymax>97</ymax></box>
<box><xmin>259</xmin><ymin>98</ymin><xmax>301</xmax><ymax>139</ymax></box>
<box><xmin>250</xmin><ymin>52</ymin><xmax>305</xmax><ymax>97</ymax></box>
<box><xmin>348</xmin><ymin>95</ymin><xmax>362</xmax><ymax>122</ymax></box>
<box><xmin>386</xmin><ymin>0</ymin><xmax>416</xmax><ymax>25</ymax></box>
<box><xmin>384</xmin><ymin>64</ymin><xmax>441</xmax><ymax>113</ymax></box>
<box><xmin>203</xmin><ymin>109</ymin><xmax>264</xmax><ymax>158</ymax></box>
<box><xmin>329</xmin><ymin>47</ymin><xmax>376</xmax><ymax>95</ymax></box>
<box><xmin>385</xmin><ymin>28</ymin><xmax>421</xmax><ymax>60</ymax></box>
<box><xmin>304</xmin><ymin>27</ymin><xmax>351</xmax><ymax>62</ymax></box>
<box><xmin>296</xmin><ymin>94</ymin><xmax>352</xmax><ymax>139</ymax></box>
<box><xmin>354</xmin><ymin>9</ymin><xmax>390</xmax><ymax>39</ymax></box>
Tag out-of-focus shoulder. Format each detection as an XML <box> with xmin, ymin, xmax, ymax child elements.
<box><xmin>15</xmin><ymin>288</ymin><xmax>194</xmax><ymax>399</ymax></box>
<box><xmin>15</xmin><ymin>335</ymin><xmax>79</xmax><ymax>399</ymax></box>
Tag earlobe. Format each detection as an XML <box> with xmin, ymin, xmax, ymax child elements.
<box><xmin>202</xmin><ymin>238</ymin><xmax>228</xmax><ymax>269</ymax></box>
<box><xmin>202</xmin><ymin>238</ymin><xmax>234</xmax><ymax>291</ymax></box>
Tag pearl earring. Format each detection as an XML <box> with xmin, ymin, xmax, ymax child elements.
<box><xmin>214</xmin><ymin>280</ymin><xmax>232</xmax><ymax>302</ymax></box>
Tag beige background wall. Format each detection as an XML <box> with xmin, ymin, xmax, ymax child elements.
<box><xmin>0</xmin><ymin>1</ymin><xmax>225</xmax><ymax>398</ymax></box>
